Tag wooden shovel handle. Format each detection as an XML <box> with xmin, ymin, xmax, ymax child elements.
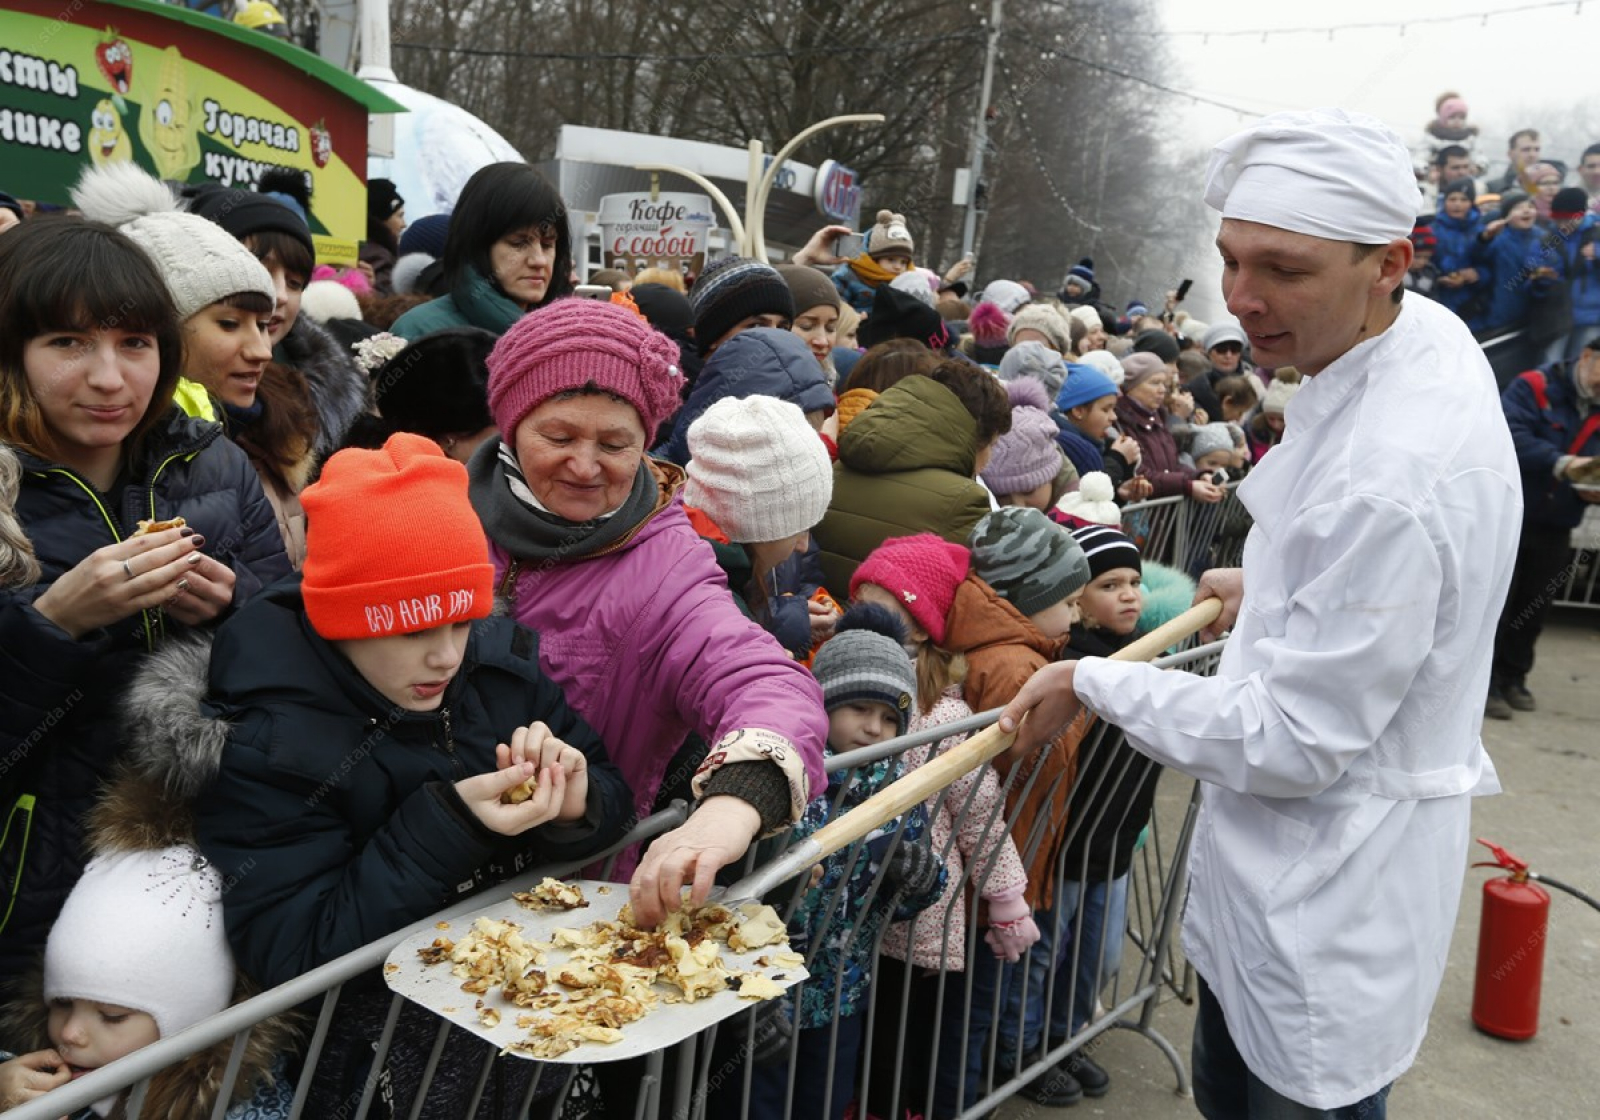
<box><xmin>801</xmin><ymin>597</ymin><xmax>1225</xmax><ymax>863</ymax></box>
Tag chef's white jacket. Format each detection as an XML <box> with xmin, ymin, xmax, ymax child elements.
<box><xmin>1075</xmin><ymin>296</ymin><xmax>1522</xmax><ymax>1108</ymax></box>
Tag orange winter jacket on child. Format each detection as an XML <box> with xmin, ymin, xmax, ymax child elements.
<box><xmin>943</xmin><ymin>574</ymin><xmax>1093</xmax><ymax>910</ymax></box>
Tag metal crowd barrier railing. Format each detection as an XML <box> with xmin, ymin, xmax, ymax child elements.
<box><xmin>1120</xmin><ymin>483</ymin><xmax>1249</xmax><ymax>587</ymax></box>
<box><xmin>1117</xmin><ymin>462</ymin><xmax>1599</xmax><ymax>612</ymax></box>
<box><xmin>11</xmin><ymin>642</ymin><xmax>1225</xmax><ymax>1120</ymax></box>
<box><xmin>4</xmin><ymin>812</ymin><xmax>695</xmax><ymax>1120</ymax></box>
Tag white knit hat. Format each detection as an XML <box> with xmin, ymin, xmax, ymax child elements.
<box><xmin>1007</xmin><ymin>304</ymin><xmax>1071</xmax><ymax>353</ymax></box>
<box><xmin>684</xmin><ymin>395</ymin><xmax>833</xmax><ymax>544</ymax></box>
<box><xmin>1053</xmin><ymin>471</ymin><xmax>1122</xmax><ymax>526</ymax></box>
<box><xmin>1076</xmin><ymin>348</ymin><xmax>1125</xmax><ymax>386</ymax></box>
<box><xmin>45</xmin><ymin>846</ymin><xmax>235</xmax><ymax>1040</ymax></box>
<box><xmin>980</xmin><ymin>279</ymin><xmax>1031</xmax><ymax>315</ymax></box>
<box><xmin>1261</xmin><ymin>370</ymin><xmax>1302</xmax><ymax>415</ymax></box>
<box><xmin>70</xmin><ymin>162</ymin><xmax>274</xmax><ymax>322</ymax></box>
<box><xmin>1068</xmin><ymin>304</ymin><xmax>1103</xmax><ymax>333</ymax></box>
<box><xmin>300</xmin><ymin>278</ymin><xmax>363</xmax><ymax>323</ymax></box>
<box><xmin>889</xmin><ymin>269</ymin><xmax>938</xmax><ymax>308</ymax></box>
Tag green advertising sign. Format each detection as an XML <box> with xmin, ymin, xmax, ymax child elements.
<box><xmin>1</xmin><ymin>0</ymin><xmax>403</xmax><ymax>260</ymax></box>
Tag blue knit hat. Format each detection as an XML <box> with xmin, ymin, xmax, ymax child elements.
<box><xmin>1056</xmin><ymin>364</ymin><xmax>1120</xmax><ymax>412</ymax></box>
<box><xmin>689</xmin><ymin>256</ymin><xmax>795</xmax><ymax>356</ymax></box>
<box><xmin>399</xmin><ymin>213</ymin><xmax>451</xmax><ymax>258</ymax></box>
<box><xmin>1064</xmin><ymin>259</ymin><xmax>1095</xmax><ymax>291</ymax></box>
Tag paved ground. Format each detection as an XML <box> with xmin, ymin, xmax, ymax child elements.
<box><xmin>998</xmin><ymin>613</ymin><xmax>1600</xmax><ymax>1119</ymax></box>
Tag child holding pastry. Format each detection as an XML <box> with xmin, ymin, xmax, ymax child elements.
<box><xmin>191</xmin><ymin>433</ymin><xmax>630</xmax><ymax>1117</ymax></box>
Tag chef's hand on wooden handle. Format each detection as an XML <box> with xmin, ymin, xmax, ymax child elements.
<box><xmin>1194</xmin><ymin>567</ymin><xmax>1243</xmax><ymax>642</ymax></box>
<box><xmin>997</xmin><ymin>661</ymin><xmax>1082</xmax><ymax>765</ymax></box>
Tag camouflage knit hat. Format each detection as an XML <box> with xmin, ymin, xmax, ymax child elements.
<box><xmin>969</xmin><ymin>507</ymin><xmax>1090</xmax><ymax>617</ymax></box>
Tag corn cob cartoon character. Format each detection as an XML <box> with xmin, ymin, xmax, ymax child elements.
<box><xmin>138</xmin><ymin>47</ymin><xmax>200</xmax><ymax>181</ymax></box>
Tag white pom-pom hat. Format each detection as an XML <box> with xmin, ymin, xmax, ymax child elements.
<box><xmin>1053</xmin><ymin>471</ymin><xmax>1122</xmax><ymax>527</ymax></box>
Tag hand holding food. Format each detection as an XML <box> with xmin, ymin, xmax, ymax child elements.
<box><xmin>32</xmin><ymin>525</ymin><xmax>203</xmax><ymax>639</ymax></box>
<box><xmin>0</xmin><ymin>1049</ymin><xmax>69</xmax><ymax>1109</ymax></box>
<box><xmin>497</xmin><ymin>722</ymin><xmax>588</xmax><ymax>821</ymax></box>
<box><xmin>458</xmin><ymin>760</ymin><xmax>567</xmax><ymax>836</ymax></box>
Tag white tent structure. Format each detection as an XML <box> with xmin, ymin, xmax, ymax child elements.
<box><xmin>363</xmin><ymin>78</ymin><xmax>523</xmax><ymax>221</ymax></box>
<box><xmin>348</xmin><ymin>0</ymin><xmax>524</xmax><ymax>221</ymax></box>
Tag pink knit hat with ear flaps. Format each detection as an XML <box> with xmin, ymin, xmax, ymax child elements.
<box><xmin>487</xmin><ymin>299</ymin><xmax>685</xmax><ymax>442</ymax></box>
<box><xmin>850</xmin><ymin>533</ymin><xmax>969</xmax><ymax>645</ymax></box>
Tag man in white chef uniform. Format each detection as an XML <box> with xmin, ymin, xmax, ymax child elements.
<box><xmin>1002</xmin><ymin>108</ymin><xmax>1522</xmax><ymax>1118</ymax></box>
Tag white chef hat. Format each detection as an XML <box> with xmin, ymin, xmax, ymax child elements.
<box><xmin>1203</xmin><ymin>108</ymin><xmax>1418</xmax><ymax>245</ymax></box>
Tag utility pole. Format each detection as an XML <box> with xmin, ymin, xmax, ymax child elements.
<box><xmin>960</xmin><ymin>0</ymin><xmax>1003</xmax><ymax>260</ymax></box>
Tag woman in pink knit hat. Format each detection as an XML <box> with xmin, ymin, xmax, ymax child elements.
<box><xmin>468</xmin><ymin>298</ymin><xmax>828</xmax><ymax>930</ymax></box>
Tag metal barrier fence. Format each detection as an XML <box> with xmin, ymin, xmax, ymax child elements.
<box><xmin>1118</xmin><ymin>462</ymin><xmax>1598</xmax><ymax>612</ymax></box>
<box><xmin>1554</xmin><ymin>512</ymin><xmax>1600</xmax><ymax>612</ymax></box>
<box><xmin>9</xmin><ymin>642</ymin><xmax>1226</xmax><ymax>1120</ymax></box>
<box><xmin>1120</xmin><ymin>483</ymin><xmax>1249</xmax><ymax>589</ymax></box>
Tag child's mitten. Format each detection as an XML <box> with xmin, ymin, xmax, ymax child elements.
<box><xmin>882</xmin><ymin>837</ymin><xmax>942</xmax><ymax>901</ymax></box>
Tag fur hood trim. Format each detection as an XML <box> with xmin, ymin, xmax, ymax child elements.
<box><xmin>277</xmin><ymin>313</ymin><xmax>371</xmax><ymax>462</ymax></box>
<box><xmin>90</xmin><ymin>635</ymin><xmax>226</xmax><ymax>854</ymax></box>
<box><xmin>0</xmin><ymin>962</ymin><xmax>301</xmax><ymax>1120</ymax></box>
<box><xmin>1138</xmin><ymin>559</ymin><xmax>1197</xmax><ymax>633</ymax></box>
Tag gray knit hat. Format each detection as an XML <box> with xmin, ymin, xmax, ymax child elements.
<box><xmin>998</xmin><ymin>340</ymin><xmax>1067</xmax><ymax>398</ymax></box>
<box><xmin>812</xmin><ymin>604</ymin><xmax>917</xmax><ymax>736</ymax></box>
<box><xmin>70</xmin><ymin>162</ymin><xmax>275</xmax><ymax>323</ymax></box>
<box><xmin>1189</xmin><ymin>422</ymin><xmax>1235</xmax><ymax>462</ymax></box>
<box><xmin>969</xmin><ymin>506</ymin><xmax>1090</xmax><ymax>617</ymax></box>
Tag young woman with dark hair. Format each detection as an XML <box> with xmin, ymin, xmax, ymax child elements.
<box><xmin>185</xmin><ymin>181</ymin><xmax>370</xmax><ymax>565</ymax></box>
<box><xmin>391</xmin><ymin>163</ymin><xmax>575</xmax><ymax>340</ymax></box>
<box><xmin>0</xmin><ymin>216</ymin><xmax>290</xmax><ymax>977</ymax></box>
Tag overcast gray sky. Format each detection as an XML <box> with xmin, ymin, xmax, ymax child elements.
<box><xmin>1153</xmin><ymin>0</ymin><xmax>1599</xmax><ymax>322</ymax></box>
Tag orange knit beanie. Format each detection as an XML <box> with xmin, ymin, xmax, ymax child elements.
<box><xmin>301</xmin><ymin>433</ymin><xmax>494</xmax><ymax>639</ymax></box>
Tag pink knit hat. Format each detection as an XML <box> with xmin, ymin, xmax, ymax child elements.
<box><xmin>850</xmin><ymin>533</ymin><xmax>969</xmax><ymax>645</ymax></box>
<box><xmin>487</xmin><ymin>299</ymin><xmax>685</xmax><ymax>441</ymax></box>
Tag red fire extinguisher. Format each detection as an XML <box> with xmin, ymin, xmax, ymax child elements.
<box><xmin>1471</xmin><ymin>839</ymin><xmax>1549</xmax><ymax>1040</ymax></box>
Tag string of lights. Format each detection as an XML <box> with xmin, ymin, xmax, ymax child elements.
<box><xmin>388</xmin><ymin>29</ymin><xmax>984</xmax><ymax>63</ymax></box>
<box><xmin>994</xmin><ymin>67</ymin><xmax>1105</xmax><ymax>233</ymax></box>
<box><xmin>1156</xmin><ymin>0</ymin><xmax>1590</xmax><ymax>41</ymax></box>
<box><xmin>1001</xmin><ymin>31</ymin><xmax>1261</xmax><ymax>119</ymax></box>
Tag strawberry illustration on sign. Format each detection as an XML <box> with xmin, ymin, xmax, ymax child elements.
<box><xmin>310</xmin><ymin>119</ymin><xmax>332</xmax><ymax>167</ymax></box>
<box><xmin>95</xmin><ymin>29</ymin><xmax>133</xmax><ymax>97</ymax></box>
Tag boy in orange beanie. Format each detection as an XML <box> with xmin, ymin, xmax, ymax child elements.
<box><xmin>193</xmin><ymin>432</ymin><xmax>630</xmax><ymax>1115</ymax></box>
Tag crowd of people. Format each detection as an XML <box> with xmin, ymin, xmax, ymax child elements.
<box><xmin>1402</xmin><ymin>96</ymin><xmax>1600</xmax><ymax>372</ymax></box>
<box><xmin>0</xmin><ymin>94</ymin><xmax>1593</xmax><ymax>1120</ymax></box>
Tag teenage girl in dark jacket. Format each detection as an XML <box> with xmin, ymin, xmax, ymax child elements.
<box><xmin>0</xmin><ymin>218</ymin><xmax>291</xmax><ymax>980</ymax></box>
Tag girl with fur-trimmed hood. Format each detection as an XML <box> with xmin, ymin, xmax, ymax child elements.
<box><xmin>0</xmin><ymin>689</ymin><xmax>299</xmax><ymax>1119</ymax></box>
